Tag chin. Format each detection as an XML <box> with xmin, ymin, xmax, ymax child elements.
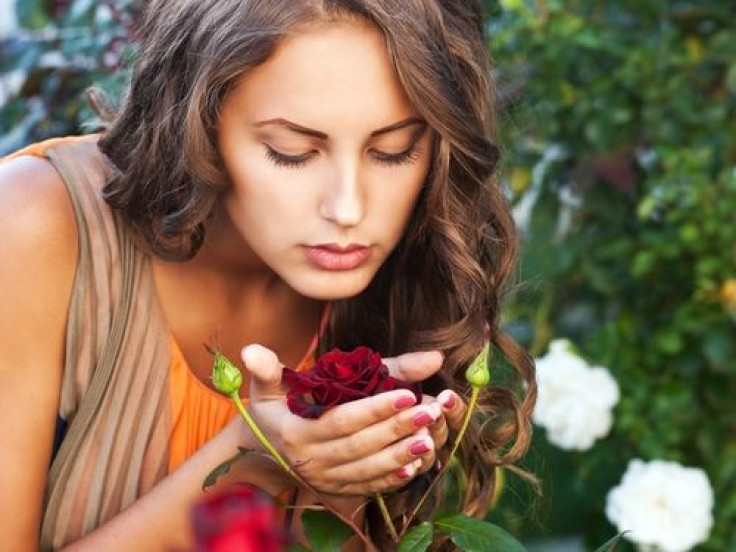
<box><xmin>286</xmin><ymin>269</ymin><xmax>376</xmax><ymax>301</ymax></box>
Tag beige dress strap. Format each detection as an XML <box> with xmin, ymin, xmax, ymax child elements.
<box><xmin>39</xmin><ymin>139</ymin><xmax>172</xmax><ymax>550</ymax></box>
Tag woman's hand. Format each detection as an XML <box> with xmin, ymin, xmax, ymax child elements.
<box><xmin>386</xmin><ymin>389</ymin><xmax>469</xmax><ymax>476</ymax></box>
<box><xmin>382</xmin><ymin>355</ymin><xmax>469</xmax><ymax>475</ymax></box>
<box><xmin>240</xmin><ymin>345</ymin><xmax>448</xmax><ymax>496</ymax></box>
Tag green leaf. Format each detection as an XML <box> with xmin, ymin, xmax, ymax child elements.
<box><xmin>15</xmin><ymin>0</ymin><xmax>50</xmax><ymax>29</ymax></box>
<box><xmin>594</xmin><ymin>532</ymin><xmax>629</xmax><ymax>552</ymax></box>
<box><xmin>637</xmin><ymin>195</ymin><xmax>658</xmax><ymax>220</ymax></box>
<box><xmin>703</xmin><ymin>327</ymin><xmax>735</xmax><ymax>373</ymax></box>
<box><xmin>64</xmin><ymin>0</ymin><xmax>96</xmax><ymax>25</ymax></box>
<box><xmin>654</xmin><ymin>329</ymin><xmax>684</xmax><ymax>355</ymax></box>
<box><xmin>435</xmin><ymin>514</ymin><xmax>526</xmax><ymax>552</ymax></box>
<box><xmin>201</xmin><ymin>447</ymin><xmax>256</xmax><ymax>491</ymax></box>
<box><xmin>8</xmin><ymin>42</ymin><xmax>45</xmax><ymax>73</ymax></box>
<box><xmin>301</xmin><ymin>510</ymin><xmax>352</xmax><ymax>552</ymax></box>
<box><xmin>631</xmin><ymin>250</ymin><xmax>656</xmax><ymax>278</ymax></box>
<box><xmin>399</xmin><ymin>522</ymin><xmax>434</xmax><ymax>552</ymax></box>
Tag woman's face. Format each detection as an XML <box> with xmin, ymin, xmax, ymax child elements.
<box><xmin>216</xmin><ymin>19</ymin><xmax>432</xmax><ymax>300</ymax></box>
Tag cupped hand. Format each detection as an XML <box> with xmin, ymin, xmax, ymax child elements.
<box><xmin>384</xmin><ymin>353</ymin><xmax>470</xmax><ymax>473</ymax></box>
<box><xmin>240</xmin><ymin>344</ymin><xmax>448</xmax><ymax>496</ymax></box>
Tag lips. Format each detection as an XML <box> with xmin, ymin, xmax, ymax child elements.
<box><xmin>304</xmin><ymin>243</ymin><xmax>373</xmax><ymax>271</ymax></box>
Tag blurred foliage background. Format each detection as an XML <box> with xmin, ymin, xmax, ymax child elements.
<box><xmin>0</xmin><ymin>0</ymin><xmax>138</xmax><ymax>154</ymax></box>
<box><xmin>1</xmin><ymin>0</ymin><xmax>734</xmax><ymax>550</ymax></box>
<box><xmin>485</xmin><ymin>1</ymin><xmax>736</xmax><ymax>550</ymax></box>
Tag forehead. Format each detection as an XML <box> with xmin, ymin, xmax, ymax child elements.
<box><xmin>225</xmin><ymin>19</ymin><xmax>417</xmax><ymax>133</ymax></box>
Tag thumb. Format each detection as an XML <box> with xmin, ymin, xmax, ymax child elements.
<box><xmin>241</xmin><ymin>344</ymin><xmax>285</xmax><ymax>401</ymax></box>
<box><xmin>384</xmin><ymin>350</ymin><xmax>444</xmax><ymax>382</ymax></box>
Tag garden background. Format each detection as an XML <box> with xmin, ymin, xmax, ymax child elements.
<box><xmin>1</xmin><ymin>1</ymin><xmax>734</xmax><ymax>550</ymax></box>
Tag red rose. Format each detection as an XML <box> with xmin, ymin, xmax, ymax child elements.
<box><xmin>282</xmin><ymin>346</ymin><xmax>422</xmax><ymax>419</ymax></box>
<box><xmin>191</xmin><ymin>486</ymin><xmax>286</xmax><ymax>552</ymax></box>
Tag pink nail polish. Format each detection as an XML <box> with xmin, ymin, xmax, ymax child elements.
<box><xmin>412</xmin><ymin>412</ymin><xmax>434</xmax><ymax>427</ymax></box>
<box><xmin>394</xmin><ymin>395</ymin><xmax>417</xmax><ymax>410</ymax></box>
<box><xmin>395</xmin><ymin>467</ymin><xmax>409</xmax><ymax>479</ymax></box>
<box><xmin>410</xmin><ymin>441</ymin><xmax>430</xmax><ymax>455</ymax></box>
<box><xmin>442</xmin><ymin>394</ymin><xmax>456</xmax><ymax>409</ymax></box>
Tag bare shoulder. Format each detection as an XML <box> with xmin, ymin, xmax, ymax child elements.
<box><xmin>0</xmin><ymin>156</ymin><xmax>78</xmax><ymax>548</ymax></box>
<box><xmin>0</xmin><ymin>152</ymin><xmax>78</xmax><ymax>373</ymax></box>
<box><xmin>0</xmin><ymin>155</ymin><xmax>78</xmax><ymax>255</ymax></box>
<box><xmin>0</xmin><ymin>152</ymin><xmax>78</xmax><ymax>354</ymax></box>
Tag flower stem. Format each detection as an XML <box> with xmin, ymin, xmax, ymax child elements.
<box><xmin>400</xmin><ymin>386</ymin><xmax>481</xmax><ymax>536</ymax></box>
<box><xmin>375</xmin><ymin>493</ymin><xmax>399</xmax><ymax>543</ymax></box>
<box><xmin>230</xmin><ymin>392</ymin><xmax>295</xmax><ymax>476</ymax></box>
<box><xmin>229</xmin><ymin>392</ymin><xmax>377</xmax><ymax>551</ymax></box>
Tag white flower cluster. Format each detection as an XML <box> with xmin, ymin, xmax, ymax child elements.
<box><xmin>533</xmin><ymin>339</ymin><xmax>619</xmax><ymax>450</ymax></box>
<box><xmin>606</xmin><ymin>459</ymin><xmax>714</xmax><ymax>552</ymax></box>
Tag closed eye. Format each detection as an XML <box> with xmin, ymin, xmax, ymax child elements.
<box><xmin>263</xmin><ymin>146</ymin><xmax>314</xmax><ymax>168</ymax></box>
<box><xmin>371</xmin><ymin>145</ymin><xmax>422</xmax><ymax>166</ymax></box>
<box><xmin>263</xmin><ymin>143</ymin><xmax>422</xmax><ymax>169</ymax></box>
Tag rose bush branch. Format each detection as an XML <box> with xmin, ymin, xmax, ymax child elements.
<box><xmin>375</xmin><ymin>492</ymin><xmax>400</xmax><ymax>543</ymax></box>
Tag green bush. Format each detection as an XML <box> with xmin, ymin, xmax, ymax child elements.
<box><xmin>488</xmin><ymin>0</ymin><xmax>736</xmax><ymax>549</ymax></box>
<box><xmin>0</xmin><ymin>0</ymin><xmax>137</xmax><ymax>155</ymax></box>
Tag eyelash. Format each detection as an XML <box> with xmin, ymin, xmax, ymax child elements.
<box><xmin>263</xmin><ymin>145</ymin><xmax>422</xmax><ymax>169</ymax></box>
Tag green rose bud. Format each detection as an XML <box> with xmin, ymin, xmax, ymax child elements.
<box><xmin>211</xmin><ymin>351</ymin><xmax>243</xmax><ymax>395</ymax></box>
<box><xmin>465</xmin><ymin>342</ymin><xmax>490</xmax><ymax>388</ymax></box>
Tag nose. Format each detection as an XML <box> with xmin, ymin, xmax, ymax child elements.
<box><xmin>319</xmin><ymin>161</ymin><xmax>365</xmax><ymax>228</ymax></box>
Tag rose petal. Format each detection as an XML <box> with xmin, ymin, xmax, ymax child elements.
<box><xmin>282</xmin><ymin>347</ymin><xmax>423</xmax><ymax>419</ymax></box>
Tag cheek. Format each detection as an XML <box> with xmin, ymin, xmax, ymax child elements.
<box><xmin>226</xmin><ymin>157</ymin><xmax>315</xmax><ymax>234</ymax></box>
<box><xmin>370</xmin><ymin>167</ymin><xmax>427</xmax><ymax>234</ymax></box>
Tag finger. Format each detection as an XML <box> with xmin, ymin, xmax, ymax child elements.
<box><xmin>394</xmin><ymin>458</ymin><xmax>424</xmax><ymax>483</ymax></box>
<box><xmin>325</xmin><ymin>459</ymin><xmax>420</xmax><ymax>496</ymax></box>
<box><xmin>419</xmin><ymin>394</ymin><xmax>449</xmax><ymax>451</ymax></box>
<box><xmin>407</xmin><ymin>426</ymin><xmax>436</xmax><ymax>476</ymax></box>
<box><xmin>383</xmin><ymin>350</ymin><xmax>444</xmax><ymax>382</ymax></box>
<box><xmin>331</xmin><ymin>458</ymin><xmax>424</xmax><ymax>496</ymax></box>
<box><xmin>310</xmin><ymin>388</ymin><xmax>420</xmax><ymax>440</ymax></box>
<box><xmin>241</xmin><ymin>344</ymin><xmax>285</xmax><ymax>401</ymax></box>
<box><xmin>314</xmin><ymin>401</ymin><xmax>442</xmax><ymax>465</ymax></box>
<box><xmin>427</xmin><ymin>410</ymin><xmax>449</xmax><ymax>451</ymax></box>
<box><xmin>437</xmin><ymin>389</ymin><xmax>467</xmax><ymax>431</ymax></box>
<box><xmin>321</xmin><ymin>432</ymin><xmax>435</xmax><ymax>484</ymax></box>
<box><xmin>273</xmin><ymin>388</ymin><xmax>425</xmax><ymax>457</ymax></box>
<box><xmin>302</xmin><ymin>457</ymin><xmax>421</xmax><ymax>496</ymax></box>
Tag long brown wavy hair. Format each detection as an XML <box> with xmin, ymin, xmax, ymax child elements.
<box><xmin>97</xmin><ymin>0</ymin><xmax>537</xmax><ymax>548</ymax></box>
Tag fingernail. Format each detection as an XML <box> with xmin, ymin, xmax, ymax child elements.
<box><xmin>442</xmin><ymin>393</ymin><xmax>456</xmax><ymax>409</ymax></box>
<box><xmin>412</xmin><ymin>412</ymin><xmax>434</xmax><ymax>427</ymax></box>
<box><xmin>394</xmin><ymin>395</ymin><xmax>417</xmax><ymax>410</ymax></box>
<box><xmin>410</xmin><ymin>440</ymin><xmax>430</xmax><ymax>455</ymax></box>
<box><xmin>395</xmin><ymin>467</ymin><xmax>409</xmax><ymax>479</ymax></box>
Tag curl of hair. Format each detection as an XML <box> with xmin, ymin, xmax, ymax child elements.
<box><xmin>94</xmin><ymin>0</ymin><xmax>537</xmax><ymax>547</ymax></box>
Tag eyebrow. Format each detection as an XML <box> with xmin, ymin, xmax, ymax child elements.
<box><xmin>253</xmin><ymin>117</ymin><xmax>426</xmax><ymax>139</ymax></box>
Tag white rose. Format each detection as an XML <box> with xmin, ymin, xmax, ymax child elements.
<box><xmin>606</xmin><ymin>459</ymin><xmax>714</xmax><ymax>552</ymax></box>
<box><xmin>532</xmin><ymin>339</ymin><xmax>619</xmax><ymax>450</ymax></box>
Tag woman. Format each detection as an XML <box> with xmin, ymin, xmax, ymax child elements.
<box><xmin>0</xmin><ymin>0</ymin><xmax>536</xmax><ymax>550</ymax></box>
